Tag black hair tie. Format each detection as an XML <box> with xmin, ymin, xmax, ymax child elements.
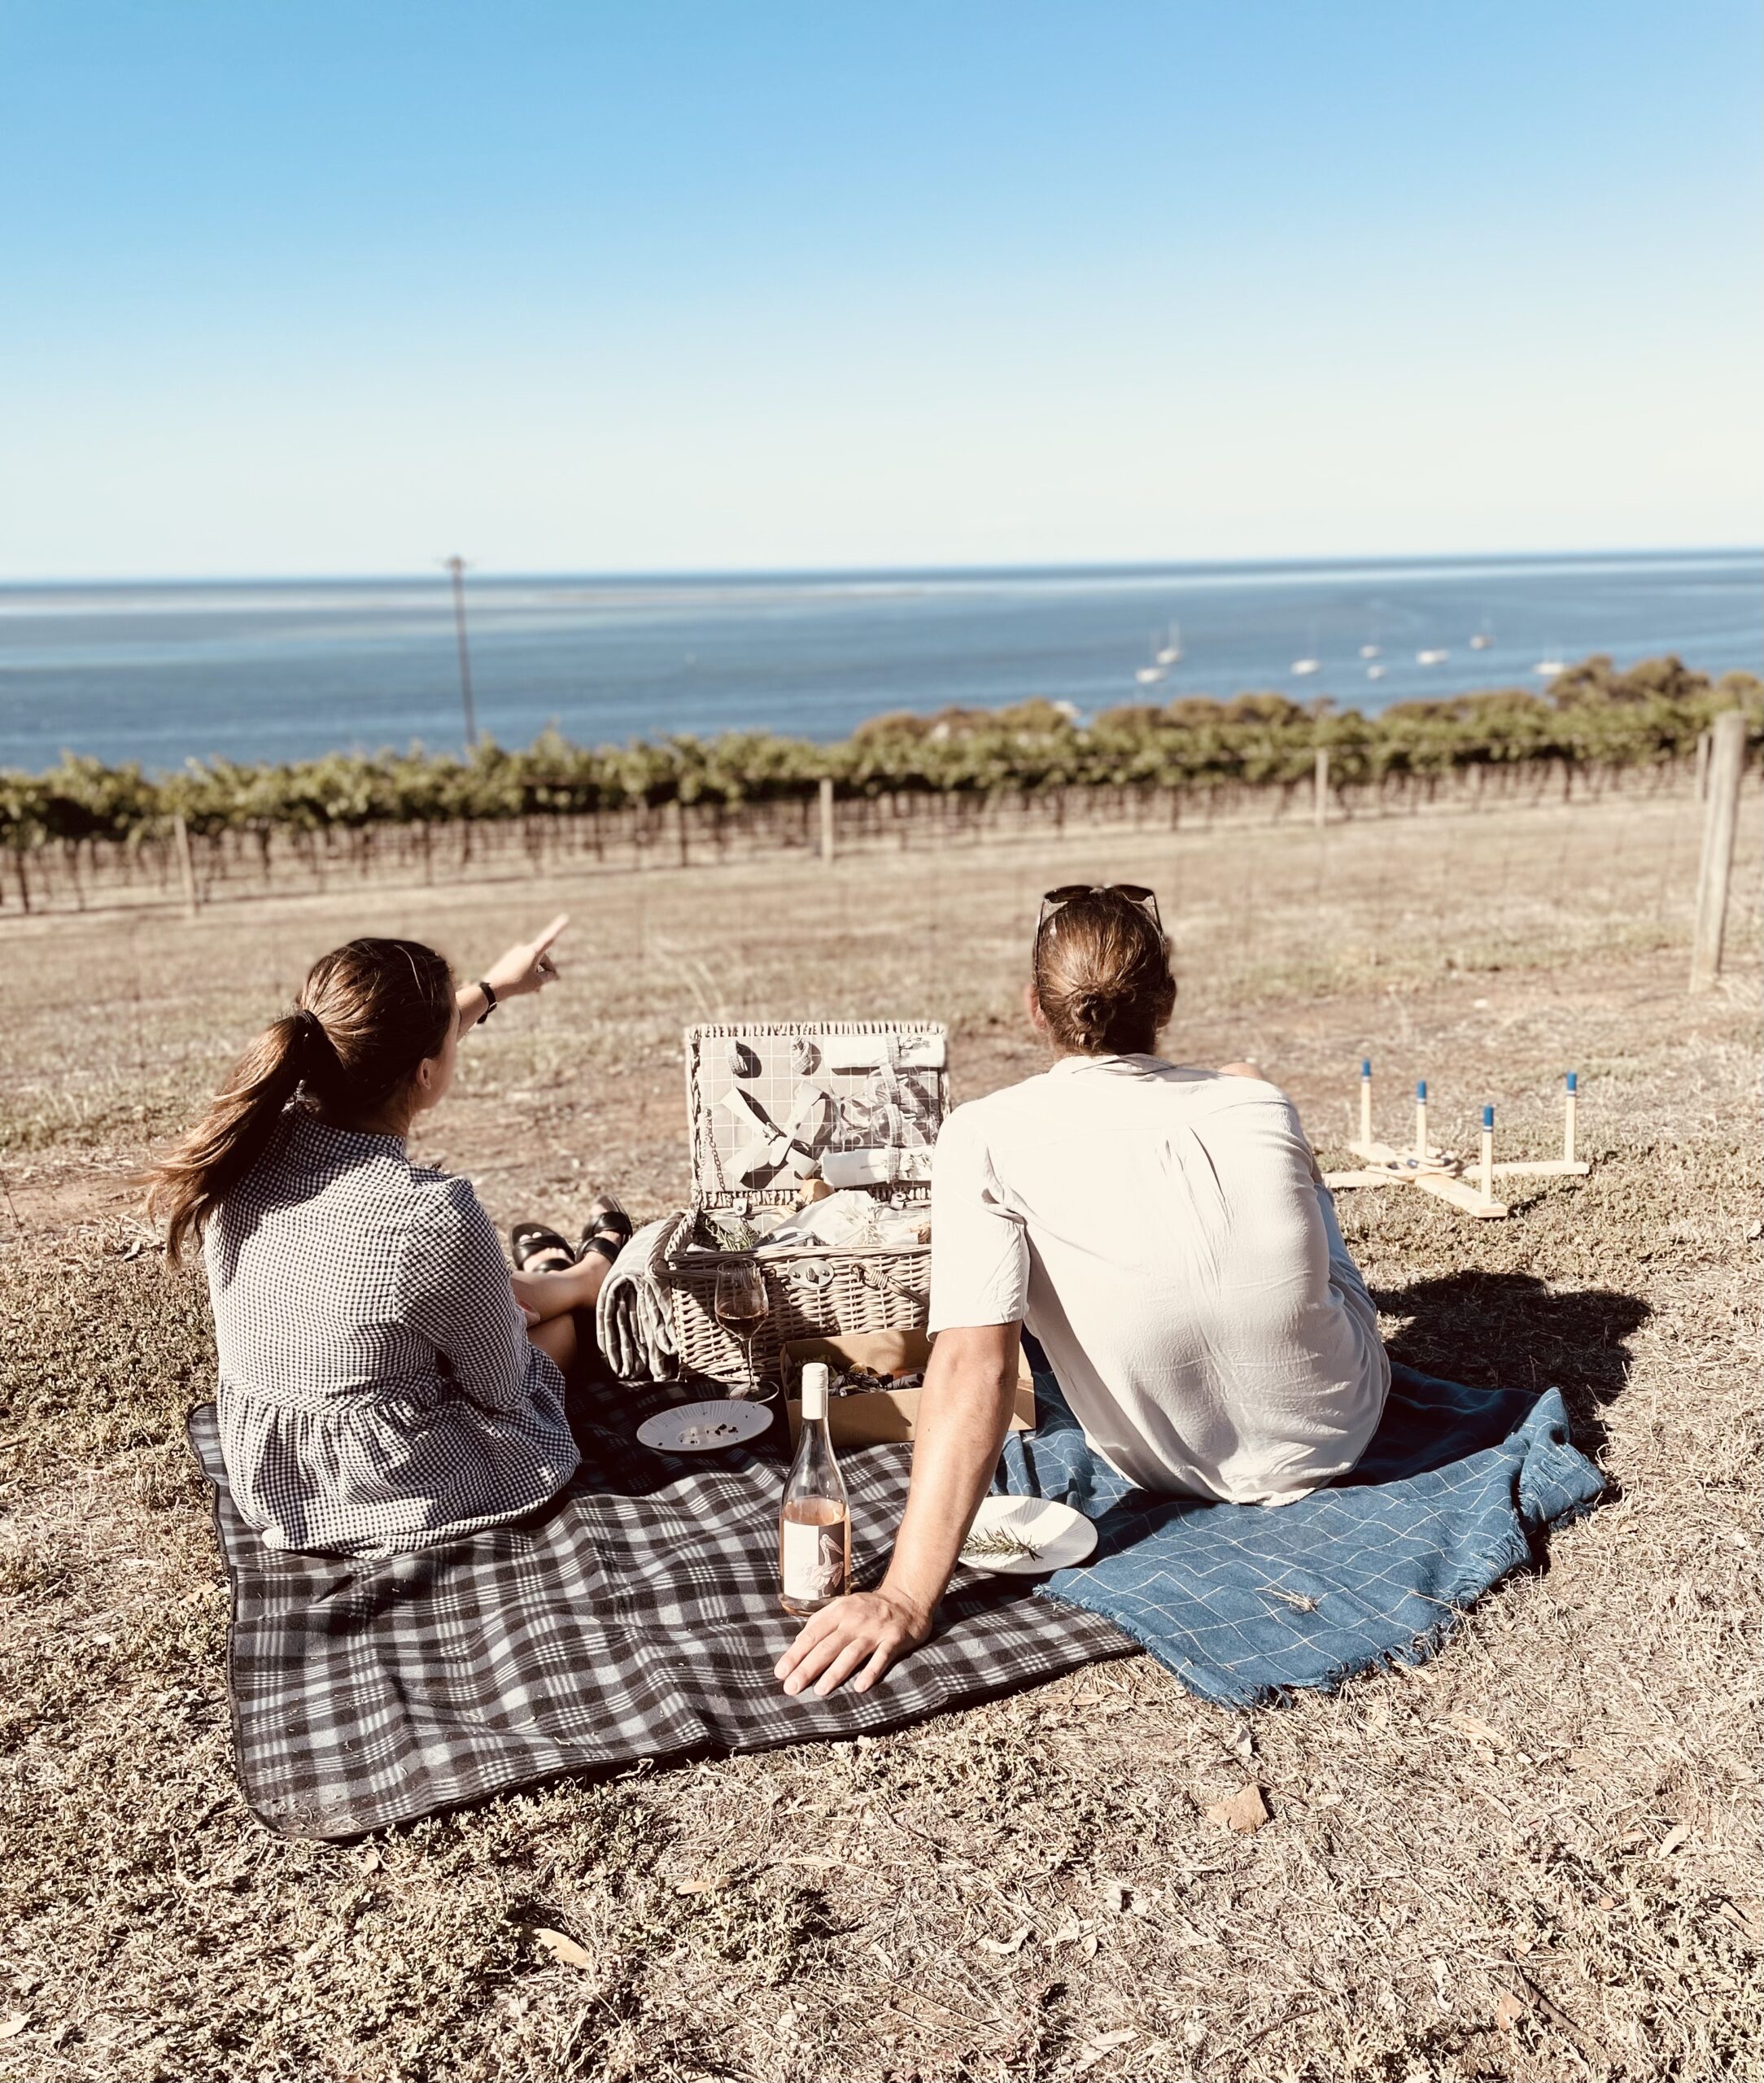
<box><xmin>294</xmin><ymin>1007</ymin><xmax>326</xmax><ymax>1048</ymax></box>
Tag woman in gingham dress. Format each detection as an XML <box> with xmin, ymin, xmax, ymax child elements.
<box><xmin>150</xmin><ymin>919</ymin><xmax>625</xmax><ymax>1557</ymax></box>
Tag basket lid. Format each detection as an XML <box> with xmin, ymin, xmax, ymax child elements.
<box><xmin>684</xmin><ymin>1020</ymin><xmax>949</xmax><ymax>1209</ymax></box>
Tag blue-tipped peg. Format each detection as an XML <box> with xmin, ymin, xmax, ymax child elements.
<box><xmin>1565</xmin><ymin>1070</ymin><xmax>1578</xmax><ymax>1093</ymax></box>
<box><xmin>1417</xmin><ymin>1080</ymin><xmax>1427</xmax><ymax>1099</ymax></box>
<box><xmin>1482</xmin><ymin>1105</ymin><xmax>1495</xmax><ymax>1128</ymax></box>
<box><xmin>1360</xmin><ymin>1059</ymin><xmax>1372</xmax><ymax>1078</ymax></box>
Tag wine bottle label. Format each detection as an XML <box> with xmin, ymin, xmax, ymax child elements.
<box><xmin>781</xmin><ymin>1517</ymin><xmax>847</xmax><ymax>1603</ymax></box>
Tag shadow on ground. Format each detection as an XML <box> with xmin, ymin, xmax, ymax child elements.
<box><xmin>1373</xmin><ymin>1269</ymin><xmax>1650</xmax><ymax>1461</ymax></box>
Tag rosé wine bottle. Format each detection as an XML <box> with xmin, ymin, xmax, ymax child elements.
<box><xmin>779</xmin><ymin>1362</ymin><xmax>851</xmax><ymax>1616</ymax></box>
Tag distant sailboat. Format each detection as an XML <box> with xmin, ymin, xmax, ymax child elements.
<box><xmin>1469</xmin><ymin>619</ymin><xmax>1493</xmax><ymax>651</ymax></box>
<box><xmin>1155</xmin><ymin>621</ymin><xmax>1183</xmax><ymax>666</ymax></box>
<box><xmin>1291</xmin><ymin>656</ymin><xmax>1321</xmax><ymax>676</ymax></box>
<box><xmin>1134</xmin><ymin>629</ymin><xmax>1169</xmax><ymax>685</ymax></box>
<box><xmin>1534</xmin><ymin>652</ymin><xmax>1567</xmax><ymax>677</ymax></box>
<box><xmin>1366</xmin><ymin>663</ymin><xmax>1387</xmax><ymax>680</ymax></box>
<box><xmin>1359</xmin><ymin>643</ymin><xmax>1382</xmax><ymax>659</ymax></box>
<box><xmin>1416</xmin><ymin>648</ymin><xmax>1448</xmax><ymax>666</ymax></box>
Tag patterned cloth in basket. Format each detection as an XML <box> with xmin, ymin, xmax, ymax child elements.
<box><xmin>665</xmin><ymin>1021</ymin><xmax>948</xmax><ymax>1382</ymax></box>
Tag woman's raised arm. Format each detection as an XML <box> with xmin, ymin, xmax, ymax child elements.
<box><xmin>456</xmin><ymin>914</ymin><xmax>570</xmax><ymax>1030</ymax></box>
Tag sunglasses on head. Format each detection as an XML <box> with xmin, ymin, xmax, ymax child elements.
<box><xmin>1035</xmin><ymin>883</ymin><xmax>1162</xmax><ymax>945</ymax></box>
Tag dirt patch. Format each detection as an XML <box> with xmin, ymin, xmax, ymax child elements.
<box><xmin>1</xmin><ymin>793</ymin><xmax>1758</xmax><ymax>2080</ymax></box>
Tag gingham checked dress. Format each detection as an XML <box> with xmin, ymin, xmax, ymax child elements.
<box><xmin>205</xmin><ymin>1108</ymin><xmax>579</xmax><ymax>1557</ymax></box>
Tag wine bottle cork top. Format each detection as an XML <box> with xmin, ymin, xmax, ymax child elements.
<box><xmin>801</xmin><ymin>1360</ymin><xmax>830</xmax><ymax>1420</ymax></box>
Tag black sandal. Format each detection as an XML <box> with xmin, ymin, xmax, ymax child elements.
<box><xmin>511</xmin><ymin>1222</ymin><xmax>578</xmax><ymax>1273</ymax></box>
<box><xmin>578</xmin><ymin>1194</ymin><xmax>633</xmax><ymax>1266</ymax></box>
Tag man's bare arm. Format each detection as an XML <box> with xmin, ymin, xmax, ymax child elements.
<box><xmin>882</xmin><ymin>1321</ymin><xmax>1024</xmax><ymax>1618</ymax></box>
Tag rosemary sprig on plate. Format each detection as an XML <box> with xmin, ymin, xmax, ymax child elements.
<box><xmin>961</xmin><ymin>1525</ymin><xmax>1043</xmax><ymax>1563</ymax></box>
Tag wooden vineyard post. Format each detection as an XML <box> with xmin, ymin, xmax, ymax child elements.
<box><xmin>818</xmin><ymin>776</ymin><xmax>836</xmax><ymax>864</ymax></box>
<box><xmin>172</xmin><ymin>813</ymin><xmax>199</xmax><ymax>918</ymax></box>
<box><xmin>1689</xmin><ymin>708</ymin><xmax>1747</xmax><ymax>993</ymax></box>
<box><xmin>1695</xmin><ymin>728</ymin><xmax>1713</xmax><ymax>801</ymax></box>
<box><xmin>1313</xmin><ymin>746</ymin><xmax>1330</xmax><ymax>830</ymax></box>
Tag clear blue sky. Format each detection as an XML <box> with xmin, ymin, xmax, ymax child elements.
<box><xmin>2</xmin><ymin>1</ymin><xmax>1757</xmax><ymax>577</ymax></box>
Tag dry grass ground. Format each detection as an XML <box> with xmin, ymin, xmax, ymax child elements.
<box><xmin>1</xmin><ymin>787</ymin><xmax>1759</xmax><ymax>2081</ymax></box>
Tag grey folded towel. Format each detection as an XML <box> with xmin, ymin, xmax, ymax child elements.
<box><xmin>594</xmin><ymin>1216</ymin><xmax>682</xmax><ymax>1384</ymax></box>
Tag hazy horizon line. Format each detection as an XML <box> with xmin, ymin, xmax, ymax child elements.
<box><xmin>2</xmin><ymin>544</ymin><xmax>1759</xmax><ymax>592</ymax></box>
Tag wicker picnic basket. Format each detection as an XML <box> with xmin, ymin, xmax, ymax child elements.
<box><xmin>660</xmin><ymin>1020</ymin><xmax>949</xmax><ymax>1385</ymax></box>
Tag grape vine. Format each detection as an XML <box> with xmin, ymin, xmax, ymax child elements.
<box><xmin>2</xmin><ymin>654</ymin><xmax>1755</xmax><ymax>853</ymax></box>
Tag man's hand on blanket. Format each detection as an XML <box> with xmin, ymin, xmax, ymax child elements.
<box><xmin>775</xmin><ymin>1587</ymin><xmax>932</xmax><ymax>1697</ymax></box>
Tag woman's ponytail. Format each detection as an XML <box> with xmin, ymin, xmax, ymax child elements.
<box><xmin>148</xmin><ymin>937</ymin><xmax>456</xmax><ymax>1263</ymax></box>
<box><xmin>149</xmin><ymin>1012</ymin><xmax>317</xmax><ymax>1264</ymax></box>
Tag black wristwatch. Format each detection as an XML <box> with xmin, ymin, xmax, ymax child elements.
<box><xmin>475</xmin><ymin>979</ymin><xmax>498</xmax><ymax>1021</ymax></box>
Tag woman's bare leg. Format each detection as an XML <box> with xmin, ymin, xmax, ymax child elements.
<box><xmin>523</xmin><ymin>1254</ymin><xmax>622</xmax><ymax>1385</ymax></box>
<box><xmin>513</xmin><ymin>1214</ymin><xmax>626</xmax><ymax>1393</ymax></box>
<box><xmin>531</xmin><ymin>1312</ymin><xmax>577</xmax><ymax>1373</ymax></box>
<box><xmin>513</xmin><ymin>1253</ymin><xmax>611</xmax><ymax>1325</ymax></box>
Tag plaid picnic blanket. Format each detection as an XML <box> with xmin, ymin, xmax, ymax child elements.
<box><xmin>187</xmin><ymin>1389</ymin><xmax>1133</xmax><ymax>1841</ymax></box>
<box><xmin>994</xmin><ymin>1355</ymin><xmax>1608</xmax><ymax>1708</ymax></box>
<box><xmin>191</xmin><ymin>1359</ymin><xmax>1605</xmax><ymax>1838</ymax></box>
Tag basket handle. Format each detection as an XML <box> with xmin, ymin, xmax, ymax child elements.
<box><xmin>655</xmin><ymin>1209</ymin><xmax>696</xmax><ymax>1286</ymax></box>
<box><xmin>855</xmin><ymin>1260</ymin><xmax>918</xmax><ymax>1304</ymax></box>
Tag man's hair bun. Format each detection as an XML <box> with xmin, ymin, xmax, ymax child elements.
<box><xmin>1033</xmin><ymin>892</ymin><xmax>1176</xmax><ymax>1059</ymax></box>
<box><xmin>1071</xmin><ymin>989</ymin><xmax>1110</xmax><ymax>1043</ymax></box>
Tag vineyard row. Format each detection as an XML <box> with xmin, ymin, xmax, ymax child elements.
<box><xmin>0</xmin><ymin>752</ymin><xmax>1716</xmax><ymax>916</ymax></box>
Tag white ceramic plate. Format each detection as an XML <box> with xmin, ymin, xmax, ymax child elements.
<box><xmin>958</xmin><ymin>1495</ymin><xmax>1097</xmax><ymax>1574</ymax></box>
<box><xmin>636</xmin><ymin>1399</ymin><xmax>773</xmax><ymax>1453</ymax></box>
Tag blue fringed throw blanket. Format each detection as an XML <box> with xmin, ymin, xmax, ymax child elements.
<box><xmin>1002</xmin><ymin>1357</ymin><xmax>1607</xmax><ymax>1707</ymax></box>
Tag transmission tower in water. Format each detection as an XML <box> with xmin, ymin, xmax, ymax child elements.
<box><xmin>443</xmin><ymin>555</ymin><xmax>478</xmax><ymax>749</ymax></box>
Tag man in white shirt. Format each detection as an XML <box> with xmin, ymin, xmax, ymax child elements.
<box><xmin>775</xmin><ymin>883</ymin><xmax>1389</xmax><ymax>1699</ymax></box>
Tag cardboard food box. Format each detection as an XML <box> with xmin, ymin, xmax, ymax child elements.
<box><xmin>780</xmin><ymin>1329</ymin><xmax>1037</xmax><ymax>1447</ymax></box>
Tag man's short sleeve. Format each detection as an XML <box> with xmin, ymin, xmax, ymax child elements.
<box><xmin>928</xmin><ymin>1104</ymin><xmax>1030</xmax><ymax>1332</ymax></box>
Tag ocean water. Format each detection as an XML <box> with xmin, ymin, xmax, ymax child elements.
<box><xmin>0</xmin><ymin>551</ymin><xmax>1756</xmax><ymax>775</ymax></box>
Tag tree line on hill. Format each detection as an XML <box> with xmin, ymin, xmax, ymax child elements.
<box><xmin>2</xmin><ymin>653</ymin><xmax>1757</xmax><ymax>852</ymax></box>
